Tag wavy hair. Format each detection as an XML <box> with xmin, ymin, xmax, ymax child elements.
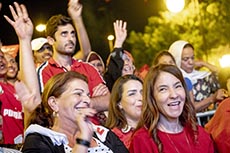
<box><xmin>136</xmin><ymin>64</ymin><xmax>198</xmax><ymax>153</ymax></box>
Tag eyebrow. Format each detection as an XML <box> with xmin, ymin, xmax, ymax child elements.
<box><xmin>157</xmin><ymin>80</ymin><xmax>181</xmax><ymax>88</ymax></box>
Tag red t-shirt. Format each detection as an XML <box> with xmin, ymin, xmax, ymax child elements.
<box><xmin>0</xmin><ymin>82</ymin><xmax>23</xmax><ymax>144</ymax></box>
<box><xmin>129</xmin><ymin>125</ymin><xmax>214</xmax><ymax>153</ymax></box>
<box><xmin>37</xmin><ymin>58</ymin><xmax>104</xmax><ymax>95</ymax></box>
<box><xmin>205</xmin><ymin>98</ymin><xmax>230</xmax><ymax>152</ymax></box>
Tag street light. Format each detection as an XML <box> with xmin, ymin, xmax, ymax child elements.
<box><xmin>219</xmin><ymin>54</ymin><xmax>230</xmax><ymax>68</ymax></box>
<box><xmin>165</xmin><ymin>0</ymin><xmax>185</xmax><ymax>13</ymax></box>
<box><xmin>36</xmin><ymin>24</ymin><xmax>46</xmax><ymax>32</ymax></box>
<box><xmin>107</xmin><ymin>35</ymin><xmax>114</xmax><ymax>52</ymax></box>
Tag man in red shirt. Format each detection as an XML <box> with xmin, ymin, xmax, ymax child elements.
<box><xmin>37</xmin><ymin>1</ymin><xmax>109</xmax><ymax>124</ymax></box>
<box><xmin>0</xmin><ymin>50</ymin><xmax>23</xmax><ymax>145</ymax></box>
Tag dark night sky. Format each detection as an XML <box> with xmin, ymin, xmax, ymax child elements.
<box><xmin>0</xmin><ymin>0</ymin><xmax>164</xmax><ymax>58</ymax></box>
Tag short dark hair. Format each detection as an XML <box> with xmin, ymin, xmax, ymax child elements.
<box><xmin>183</xmin><ymin>43</ymin><xmax>194</xmax><ymax>50</ymax></box>
<box><xmin>45</xmin><ymin>14</ymin><xmax>73</xmax><ymax>38</ymax></box>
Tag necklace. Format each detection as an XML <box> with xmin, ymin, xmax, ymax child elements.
<box><xmin>158</xmin><ymin>124</ymin><xmax>192</xmax><ymax>153</ymax></box>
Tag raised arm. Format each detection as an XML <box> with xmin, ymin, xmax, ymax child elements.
<box><xmin>68</xmin><ymin>0</ymin><xmax>91</xmax><ymax>60</ymax></box>
<box><xmin>4</xmin><ymin>2</ymin><xmax>41</xmax><ymax>126</ymax></box>
<box><xmin>195</xmin><ymin>60</ymin><xmax>219</xmax><ymax>74</ymax></box>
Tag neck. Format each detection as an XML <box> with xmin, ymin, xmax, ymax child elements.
<box><xmin>52</xmin><ymin>119</ymin><xmax>78</xmax><ymax>148</ymax></box>
<box><xmin>7</xmin><ymin>78</ymin><xmax>17</xmax><ymax>85</ymax></box>
<box><xmin>157</xmin><ymin>114</ymin><xmax>183</xmax><ymax>133</ymax></box>
<box><xmin>126</xmin><ymin>117</ymin><xmax>139</xmax><ymax>129</ymax></box>
<box><xmin>53</xmin><ymin>51</ymin><xmax>72</xmax><ymax>70</ymax></box>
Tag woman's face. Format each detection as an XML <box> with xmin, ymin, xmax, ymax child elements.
<box><xmin>89</xmin><ymin>59</ymin><xmax>104</xmax><ymax>76</ymax></box>
<box><xmin>153</xmin><ymin>71</ymin><xmax>185</xmax><ymax>121</ymax></box>
<box><xmin>122</xmin><ymin>53</ymin><xmax>135</xmax><ymax>76</ymax></box>
<box><xmin>158</xmin><ymin>55</ymin><xmax>175</xmax><ymax>65</ymax></box>
<box><xmin>181</xmin><ymin>47</ymin><xmax>195</xmax><ymax>73</ymax></box>
<box><xmin>54</xmin><ymin>78</ymin><xmax>90</xmax><ymax>123</ymax></box>
<box><xmin>120</xmin><ymin>80</ymin><xmax>143</xmax><ymax>124</ymax></box>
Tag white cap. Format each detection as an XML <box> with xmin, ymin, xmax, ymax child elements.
<box><xmin>31</xmin><ymin>37</ymin><xmax>48</xmax><ymax>51</ymax></box>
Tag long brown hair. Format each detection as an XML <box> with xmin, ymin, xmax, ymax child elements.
<box><xmin>136</xmin><ymin>64</ymin><xmax>198</xmax><ymax>152</ymax></box>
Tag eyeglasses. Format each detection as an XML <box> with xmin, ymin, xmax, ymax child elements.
<box><xmin>37</xmin><ymin>45</ymin><xmax>53</xmax><ymax>53</ymax></box>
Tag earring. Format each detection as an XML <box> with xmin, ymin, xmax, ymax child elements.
<box><xmin>52</xmin><ymin>111</ymin><xmax>59</xmax><ymax>117</ymax></box>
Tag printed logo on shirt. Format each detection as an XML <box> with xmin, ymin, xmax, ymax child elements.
<box><xmin>3</xmin><ymin>109</ymin><xmax>23</xmax><ymax>119</ymax></box>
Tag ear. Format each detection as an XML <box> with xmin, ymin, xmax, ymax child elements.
<box><xmin>48</xmin><ymin>96</ymin><xmax>59</xmax><ymax>112</ymax></box>
<box><xmin>47</xmin><ymin>36</ymin><xmax>55</xmax><ymax>45</ymax></box>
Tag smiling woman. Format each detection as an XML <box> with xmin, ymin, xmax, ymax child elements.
<box><xmin>129</xmin><ymin>64</ymin><xmax>215</xmax><ymax>153</ymax></box>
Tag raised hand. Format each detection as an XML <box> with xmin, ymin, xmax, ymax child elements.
<box><xmin>114</xmin><ymin>20</ymin><xmax>127</xmax><ymax>48</ymax></box>
<box><xmin>4</xmin><ymin>2</ymin><xmax>33</xmax><ymax>40</ymax></box>
<box><xmin>68</xmin><ymin>0</ymin><xmax>82</xmax><ymax>19</ymax></box>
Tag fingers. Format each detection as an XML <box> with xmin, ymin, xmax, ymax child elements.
<box><xmin>4</xmin><ymin>15</ymin><xmax>14</xmax><ymax>26</ymax></box>
<box><xmin>114</xmin><ymin>20</ymin><xmax>127</xmax><ymax>30</ymax></box>
<box><xmin>4</xmin><ymin>2</ymin><xmax>24</xmax><ymax>26</ymax></box>
<box><xmin>9</xmin><ymin>4</ymin><xmax>18</xmax><ymax>21</ymax></box>
<box><xmin>14</xmin><ymin>2</ymin><xmax>23</xmax><ymax>18</ymax></box>
<box><xmin>21</xmin><ymin>4</ymin><xmax>29</xmax><ymax>19</ymax></box>
<box><xmin>76</xmin><ymin>108</ymin><xmax>97</xmax><ymax>123</ymax></box>
<box><xmin>68</xmin><ymin>0</ymin><xmax>82</xmax><ymax>11</ymax></box>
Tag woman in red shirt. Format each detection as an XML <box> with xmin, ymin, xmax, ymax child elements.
<box><xmin>129</xmin><ymin>64</ymin><xmax>214</xmax><ymax>153</ymax></box>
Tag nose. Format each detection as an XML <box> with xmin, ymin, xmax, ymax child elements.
<box><xmin>188</xmin><ymin>57</ymin><xmax>194</xmax><ymax>65</ymax></box>
<box><xmin>138</xmin><ymin>92</ymin><xmax>143</xmax><ymax>102</ymax></box>
<box><xmin>67</xmin><ymin>33</ymin><xmax>75</xmax><ymax>42</ymax></box>
<box><xmin>7</xmin><ymin>61</ymin><xmax>13</xmax><ymax>67</ymax></box>
<box><xmin>82</xmin><ymin>94</ymin><xmax>91</xmax><ymax>107</ymax></box>
<box><xmin>169</xmin><ymin>88</ymin><xmax>178</xmax><ymax>99</ymax></box>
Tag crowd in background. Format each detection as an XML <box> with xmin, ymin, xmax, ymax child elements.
<box><xmin>0</xmin><ymin>0</ymin><xmax>229</xmax><ymax>153</ymax></box>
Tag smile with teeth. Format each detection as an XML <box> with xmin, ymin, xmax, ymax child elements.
<box><xmin>167</xmin><ymin>101</ymin><xmax>181</xmax><ymax>106</ymax></box>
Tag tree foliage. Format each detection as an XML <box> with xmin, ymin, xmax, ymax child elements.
<box><xmin>127</xmin><ymin>0</ymin><xmax>230</xmax><ymax>69</ymax></box>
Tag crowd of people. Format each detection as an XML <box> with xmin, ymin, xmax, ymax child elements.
<box><xmin>0</xmin><ymin>0</ymin><xmax>229</xmax><ymax>152</ymax></box>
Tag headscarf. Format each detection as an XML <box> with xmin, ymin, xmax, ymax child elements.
<box><xmin>86</xmin><ymin>51</ymin><xmax>105</xmax><ymax>72</ymax></box>
<box><xmin>168</xmin><ymin>40</ymin><xmax>210</xmax><ymax>85</ymax></box>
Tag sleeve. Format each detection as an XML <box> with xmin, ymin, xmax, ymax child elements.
<box><xmin>103</xmin><ymin>47</ymin><xmax>124</xmax><ymax>91</ymax></box>
<box><xmin>22</xmin><ymin>133</ymin><xmax>61</xmax><ymax>153</ymax></box>
<box><xmin>37</xmin><ymin>63</ymin><xmax>50</xmax><ymax>93</ymax></box>
<box><xmin>184</xmin><ymin>77</ymin><xmax>193</xmax><ymax>91</ymax></box>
